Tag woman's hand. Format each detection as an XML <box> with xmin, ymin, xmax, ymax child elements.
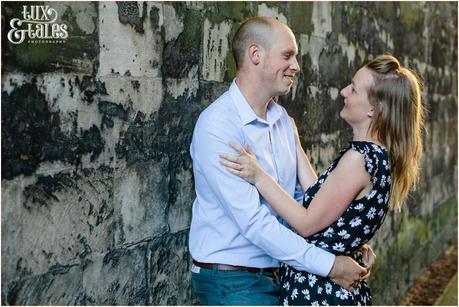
<box><xmin>219</xmin><ymin>142</ymin><xmax>267</xmax><ymax>185</ymax></box>
<box><xmin>359</xmin><ymin>244</ymin><xmax>376</xmax><ymax>280</ymax></box>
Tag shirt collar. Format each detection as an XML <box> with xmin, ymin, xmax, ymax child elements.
<box><xmin>229</xmin><ymin>79</ymin><xmax>283</xmax><ymax>126</ymax></box>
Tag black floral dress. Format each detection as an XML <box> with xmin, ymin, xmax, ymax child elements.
<box><xmin>280</xmin><ymin>141</ymin><xmax>391</xmax><ymax>306</ymax></box>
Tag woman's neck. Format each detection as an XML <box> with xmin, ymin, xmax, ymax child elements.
<box><xmin>352</xmin><ymin>127</ymin><xmax>383</xmax><ymax>146</ymax></box>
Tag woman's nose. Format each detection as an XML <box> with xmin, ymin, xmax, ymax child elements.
<box><xmin>340</xmin><ymin>85</ymin><xmax>349</xmax><ymax>97</ymax></box>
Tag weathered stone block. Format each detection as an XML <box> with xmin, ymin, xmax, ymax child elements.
<box><xmin>98</xmin><ymin>2</ymin><xmax>162</xmax><ymax>77</ymax></box>
<box><xmin>4</xmin><ymin>264</ymin><xmax>85</xmax><ymax>305</ymax></box>
<box><xmin>113</xmin><ymin>161</ymin><xmax>169</xmax><ymax>246</ymax></box>
<box><xmin>98</xmin><ymin>75</ymin><xmax>163</xmax><ymax>118</ymax></box>
<box><xmin>148</xmin><ymin>231</ymin><xmax>197</xmax><ymax>305</ymax></box>
<box><xmin>162</xmin><ymin>8</ymin><xmax>202</xmax><ymax>79</ymax></box>
<box><xmin>1</xmin><ymin>168</ymin><xmax>114</xmax><ymax>283</ymax></box>
<box><xmin>201</xmin><ymin>18</ymin><xmax>232</xmax><ymax>82</ymax></box>
<box><xmin>82</xmin><ymin>244</ymin><xmax>148</xmax><ymax>305</ymax></box>
<box><xmin>167</xmin><ymin>168</ymin><xmax>194</xmax><ymax>234</ymax></box>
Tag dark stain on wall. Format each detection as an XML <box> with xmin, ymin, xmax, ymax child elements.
<box><xmin>77</xmin><ymin>76</ymin><xmax>109</xmax><ymax>104</ymax></box>
<box><xmin>117</xmin><ymin>1</ymin><xmax>147</xmax><ymax>34</ymax></box>
<box><xmin>98</xmin><ymin>100</ymin><xmax>128</xmax><ymax>130</ymax></box>
<box><xmin>163</xmin><ymin>9</ymin><xmax>202</xmax><ymax>79</ymax></box>
<box><xmin>2</xmin><ymin>82</ymin><xmax>105</xmax><ymax>180</ymax></box>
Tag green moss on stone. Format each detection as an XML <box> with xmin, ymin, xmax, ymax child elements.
<box><xmin>380</xmin><ymin>2</ymin><xmax>396</xmax><ymax>21</ymax></box>
<box><xmin>224</xmin><ymin>25</ymin><xmax>239</xmax><ymax>82</ymax></box>
<box><xmin>399</xmin><ymin>2</ymin><xmax>424</xmax><ymax>31</ymax></box>
<box><xmin>331</xmin><ymin>2</ymin><xmax>343</xmax><ymax>34</ymax></box>
<box><xmin>203</xmin><ymin>2</ymin><xmax>257</xmax><ymax>25</ymax></box>
<box><xmin>289</xmin><ymin>2</ymin><xmax>314</xmax><ymax>35</ymax></box>
<box><xmin>344</xmin><ymin>3</ymin><xmax>365</xmax><ymax>25</ymax></box>
<box><xmin>368</xmin><ymin>196</ymin><xmax>458</xmax><ymax>305</ymax></box>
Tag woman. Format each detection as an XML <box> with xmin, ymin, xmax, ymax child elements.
<box><xmin>219</xmin><ymin>54</ymin><xmax>426</xmax><ymax>305</ymax></box>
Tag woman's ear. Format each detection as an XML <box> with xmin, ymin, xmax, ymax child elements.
<box><xmin>247</xmin><ymin>43</ymin><xmax>261</xmax><ymax>65</ymax></box>
<box><xmin>368</xmin><ymin>102</ymin><xmax>382</xmax><ymax>118</ymax></box>
<box><xmin>367</xmin><ymin>108</ymin><xmax>374</xmax><ymax>118</ymax></box>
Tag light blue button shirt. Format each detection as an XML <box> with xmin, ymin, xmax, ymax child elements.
<box><xmin>189</xmin><ymin>80</ymin><xmax>335</xmax><ymax>277</ymax></box>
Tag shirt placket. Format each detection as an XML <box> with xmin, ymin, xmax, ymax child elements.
<box><xmin>268</xmin><ymin>124</ymin><xmax>280</xmax><ymax>183</ymax></box>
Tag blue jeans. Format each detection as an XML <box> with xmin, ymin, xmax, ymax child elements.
<box><xmin>191</xmin><ymin>265</ymin><xmax>280</xmax><ymax>305</ymax></box>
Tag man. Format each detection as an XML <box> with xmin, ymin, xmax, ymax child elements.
<box><xmin>189</xmin><ymin>16</ymin><xmax>372</xmax><ymax>305</ymax></box>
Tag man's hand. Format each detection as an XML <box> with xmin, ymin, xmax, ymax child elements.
<box><xmin>360</xmin><ymin>244</ymin><xmax>376</xmax><ymax>280</ymax></box>
<box><xmin>328</xmin><ymin>255</ymin><xmax>367</xmax><ymax>291</ymax></box>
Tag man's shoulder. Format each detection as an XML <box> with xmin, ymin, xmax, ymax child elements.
<box><xmin>196</xmin><ymin>91</ymin><xmax>240</xmax><ymax>129</ymax></box>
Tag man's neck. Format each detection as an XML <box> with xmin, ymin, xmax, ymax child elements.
<box><xmin>235</xmin><ymin>75</ymin><xmax>271</xmax><ymax>120</ymax></box>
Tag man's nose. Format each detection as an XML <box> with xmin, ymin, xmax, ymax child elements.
<box><xmin>290</xmin><ymin>57</ymin><xmax>300</xmax><ymax>72</ymax></box>
<box><xmin>340</xmin><ymin>86</ymin><xmax>348</xmax><ymax>97</ymax></box>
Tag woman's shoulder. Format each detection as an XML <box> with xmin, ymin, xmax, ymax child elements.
<box><xmin>349</xmin><ymin>141</ymin><xmax>386</xmax><ymax>154</ymax></box>
<box><xmin>345</xmin><ymin>141</ymin><xmax>389</xmax><ymax>177</ymax></box>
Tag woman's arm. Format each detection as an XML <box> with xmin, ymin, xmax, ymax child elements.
<box><xmin>296</xmin><ymin>142</ymin><xmax>318</xmax><ymax>190</ymax></box>
<box><xmin>290</xmin><ymin>117</ymin><xmax>318</xmax><ymax>190</ymax></box>
<box><xmin>220</xmin><ymin>143</ymin><xmax>371</xmax><ymax>237</ymax></box>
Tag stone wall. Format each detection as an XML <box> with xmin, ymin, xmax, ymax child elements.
<box><xmin>2</xmin><ymin>1</ymin><xmax>457</xmax><ymax>305</ymax></box>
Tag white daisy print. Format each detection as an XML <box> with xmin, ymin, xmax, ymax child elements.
<box><xmin>291</xmin><ymin>288</ymin><xmax>298</xmax><ymax>300</ymax></box>
<box><xmin>332</xmin><ymin>242</ymin><xmax>346</xmax><ymax>252</ymax></box>
<box><xmin>294</xmin><ymin>273</ymin><xmax>306</xmax><ymax>283</ymax></box>
<box><xmin>308</xmin><ymin>273</ymin><xmax>318</xmax><ymax>287</ymax></box>
<box><xmin>363</xmin><ymin>225</ymin><xmax>371</xmax><ymax>234</ymax></box>
<box><xmin>325</xmin><ymin>282</ymin><xmax>332</xmax><ymax>294</ymax></box>
<box><xmin>351</xmin><ymin>237</ymin><xmax>361</xmax><ymax>248</ymax></box>
<box><xmin>317</xmin><ymin>286</ymin><xmax>323</xmax><ymax>294</ymax></box>
<box><xmin>338</xmin><ymin>229</ymin><xmax>351</xmax><ymax>239</ymax></box>
<box><xmin>349</xmin><ymin>217</ymin><xmax>362</xmax><ymax>227</ymax></box>
<box><xmin>366</xmin><ymin>190</ymin><xmax>377</xmax><ymax>199</ymax></box>
<box><xmin>283</xmin><ymin>281</ymin><xmax>290</xmax><ymax>291</ymax></box>
<box><xmin>323</xmin><ymin>227</ymin><xmax>334</xmax><ymax>237</ymax></box>
<box><xmin>380</xmin><ymin>175</ymin><xmax>386</xmax><ymax>187</ymax></box>
<box><xmin>301</xmin><ymin>289</ymin><xmax>310</xmax><ymax>300</ymax></box>
<box><xmin>366</xmin><ymin>207</ymin><xmax>376</xmax><ymax>219</ymax></box>
<box><xmin>383</xmin><ymin>160</ymin><xmax>389</xmax><ymax>170</ymax></box>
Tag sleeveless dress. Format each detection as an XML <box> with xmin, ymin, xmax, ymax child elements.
<box><xmin>280</xmin><ymin>141</ymin><xmax>391</xmax><ymax>306</ymax></box>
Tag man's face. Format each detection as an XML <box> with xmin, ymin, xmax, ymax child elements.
<box><xmin>260</xmin><ymin>26</ymin><xmax>300</xmax><ymax>97</ymax></box>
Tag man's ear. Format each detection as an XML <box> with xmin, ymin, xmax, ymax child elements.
<box><xmin>247</xmin><ymin>43</ymin><xmax>262</xmax><ymax>65</ymax></box>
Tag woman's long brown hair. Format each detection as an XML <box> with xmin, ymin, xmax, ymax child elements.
<box><xmin>366</xmin><ymin>54</ymin><xmax>426</xmax><ymax>211</ymax></box>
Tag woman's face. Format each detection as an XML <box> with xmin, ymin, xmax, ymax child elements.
<box><xmin>339</xmin><ymin>67</ymin><xmax>375</xmax><ymax>126</ymax></box>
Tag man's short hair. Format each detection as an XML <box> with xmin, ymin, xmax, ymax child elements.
<box><xmin>232</xmin><ymin>16</ymin><xmax>281</xmax><ymax>69</ymax></box>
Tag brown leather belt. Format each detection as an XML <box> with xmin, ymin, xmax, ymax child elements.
<box><xmin>192</xmin><ymin>260</ymin><xmax>274</xmax><ymax>273</ymax></box>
